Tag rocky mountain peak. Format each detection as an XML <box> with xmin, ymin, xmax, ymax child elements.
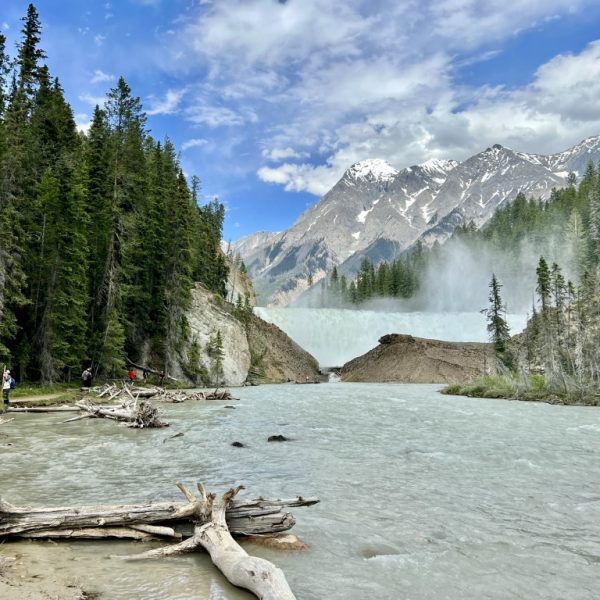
<box><xmin>234</xmin><ymin>135</ymin><xmax>600</xmax><ymax>307</ymax></box>
<box><xmin>345</xmin><ymin>158</ymin><xmax>399</xmax><ymax>183</ymax></box>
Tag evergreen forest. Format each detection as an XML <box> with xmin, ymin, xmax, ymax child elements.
<box><xmin>0</xmin><ymin>5</ymin><xmax>228</xmax><ymax>382</ymax></box>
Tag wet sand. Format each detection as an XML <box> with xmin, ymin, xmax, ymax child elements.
<box><xmin>0</xmin><ymin>545</ymin><xmax>95</xmax><ymax>600</ymax></box>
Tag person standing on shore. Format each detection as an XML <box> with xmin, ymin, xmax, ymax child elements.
<box><xmin>82</xmin><ymin>367</ymin><xmax>93</xmax><ymax>388</ymax></box>
<box><xmin>2</xmin><ymin>368</ymin><xmax>12</xmax><ymax>411</ymax></box>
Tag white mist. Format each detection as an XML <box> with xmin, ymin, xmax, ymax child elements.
<box><xmin>254</xmin><ymin>307</ymin><xmax>527</xmax><ymax>367</ymax></box>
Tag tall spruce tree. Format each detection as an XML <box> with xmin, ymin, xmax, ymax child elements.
<box><xmin>536</xmin><ymin>256</ymin><xmax>551</xmax><ymax>315</ymax></box>
<box><xmin>484</xmin><ymin>274</ymin><xmax>510</xmax><ymax>355</ymax></box>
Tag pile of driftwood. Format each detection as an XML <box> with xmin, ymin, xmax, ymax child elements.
<box><xmin>88</xmin><ymin>382</ymin><xmax>163</xmax><ymax>401</ymax></box>
<box><xmin>204</xmin><ymin>389</ymin><xmax>238</xmax><ymax>401</ymax></box>
<box><xmin>152</xmin><ymin>388</ymin><xmax>238</xmax><ymax>402</ymax></box>
<box><xmin>153</xmin><ymin>390</ymin><xmax>208</xmax><ymax>403</ymax></box>
<box><xmin>70</xmin><ymin>398</ymin><xmax>168</xmax><ymax>428</ymax></box>
<box><xmin>88</xmin><ymin>383</ymin><xmax>238</xmax><ymax>403</ymax></box>
<box><xmin>0</xmin><ymin>416</ymin><xmax>13</xmax><ymax>425</ymax></box>
<box><xmin>0</xmin><ymin>481</ymin><xmax>319</xmax><ymax>599</ymax></box>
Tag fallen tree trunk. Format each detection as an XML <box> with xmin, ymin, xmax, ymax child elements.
<box><xmin>0</xmin><ymin>482</ymin><xmax>317</xmax><ymax>599</ymax></box>
<box><xmin>0</xmin><ymin>493</ymin><xmax>318</xmax><ymax>537</ymax></box>
<box><xmin>119</xmin><ymin>483</ymin><xmax>296</xmax><ymax>599</ymax></box>
<box><xmin>205</xmin><ymin>389</ymin><xmax>239</xmax><ymax>401</ymax></box>
<box><xmin>8</xmin><ymin>406</ymin><xmax>80</xmax><ymax>413</ymax></box>
<box><xmin>75</xmin><ymin>399</ymin><xmax>168</xmax><ymax>428</ymax></box>
<box><xmin>21</xmin><ymin>525</ymin><xmax>180</xmax><ymax>541</ymax></box>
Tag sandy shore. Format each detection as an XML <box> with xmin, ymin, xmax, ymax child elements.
<box><xmin>0</xmin><ymin>546</ymin><xmax>98</xmax><ymax>599</ymax></box>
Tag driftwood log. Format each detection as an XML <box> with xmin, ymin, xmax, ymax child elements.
<box><xmin>154</xmin><ymin>390</ymin><xmax>207</xmax><ymax>403</ymax></box>
<box><xmin>73</xmin><ymin>398</ymin><xmax>168</xmax><ymax>428</ymax></box>
<box><xmin>120</xmin><ymin>484</ymin><xmax>296</xmax><ymax>599</ymax></box>
<box><xmin>0</xmin><ymin>482</ymin><xmax>318</xmax><ymax>599</ymax></box>
<box><xmin>205</xmin><ymin>389</ymin><xmax>239</xmax><ymax>400</ymax></box>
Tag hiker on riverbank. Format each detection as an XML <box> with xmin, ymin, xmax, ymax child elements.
<box><xmin>2</xmin><ymin>368</ymin><xmax>12</xmax><ymax>411</ymax></box>
<box><xmin>82</xmin><ymin>367</ymin><xmax>93</xmax><ymax>388</ymax></box>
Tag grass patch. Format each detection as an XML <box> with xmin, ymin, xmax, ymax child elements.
<box><xmin>10</xmin><ymin>382</ymin><xmax>80</xmax><ymax>398</ymax></box>
<box><xmin>442</xmin><ymin>374</ymin><xmax>517</xmax><ymax>399</ymax></box>
<box><xmin>442</xmin><ymin>373</ymin><xmax>600</xmax><ymax>406</ymax></box>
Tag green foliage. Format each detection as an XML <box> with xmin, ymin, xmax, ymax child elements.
<box><xmin>0</xmin><ymin>5</ymin><xmax>229</xmax><ymax>382</ymax></box>
<box><xmin>207</xmin><ymin>329</ymin><xmax>225</xmax><ymax>385</ymax></box>
<box><xmin>324</xmin><ymin>249</ymin><xmax>423</xmax><ymax>306</ymax></box>
<box><xmin>536</xmin><ymin>256</ymin><xmax>551</xmax><ymax>314</ymax></box>
<box><xmin>441</xmin><ymin>375</ymin><xmax>517</xmax><ymax>399</ymax></box>
<box><xmin>182</xmin><ymin>337</ymin><xmax>208</xmax><ymax>385</ymax></box>
<box><xmin>483</xmin><ymin>274</ymin><xmax>511</xmax><ymax>359</ymax></box>
<box><xmin>233</xmin><ymin>292</ymin><xmax>253</xmax><ymax>327</ymax></box>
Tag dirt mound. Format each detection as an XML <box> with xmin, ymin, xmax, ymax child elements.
<box><xmin>340</xmin><ymin>333</ymin><xmax>496</xmax><ymax>384</ymax></box>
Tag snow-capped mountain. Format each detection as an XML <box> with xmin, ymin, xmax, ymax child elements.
<box><xmin>234</xmin><ymin>136</ymin><xmax>600</xmax><ymax>306</ymax></box>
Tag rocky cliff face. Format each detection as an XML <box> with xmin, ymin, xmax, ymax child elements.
<box><xmin>174</xmin><ymin>284</ymin><xmax>251</xmax><ymax>386</ymax></box>
<box><xmin>246</xmin><ymin>314</ymin><xmax>321</xmax><ymax>383</ymax></box>
<box><xmin>174</xmin><ymin>284</ymin><xmax>320</xmax><ymax>386</ymax></box>
<box><xmin>340</xmin><ymin>333</ymin><xmax>496</xmax><ymax>384</ymax></box>
<box><xmin>234</xmin><ymin>136</ymin><xmax>600</xmax><ymax>306</ymax></box>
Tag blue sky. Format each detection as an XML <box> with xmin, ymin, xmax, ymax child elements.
<box><xmin>4</xmin><ymin>1</ymin><xmax>600</xmax><ymax>241</ymax></box>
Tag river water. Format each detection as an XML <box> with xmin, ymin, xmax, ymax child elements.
<box><xmin>1</xmin><ymin>383</ymin><xmax>599</xmax><ymax>599</ymax></box>
<box><xmin>253</xmin><ymin>308</ymin><xmax>528</xmax><ymax>366</ymax></box>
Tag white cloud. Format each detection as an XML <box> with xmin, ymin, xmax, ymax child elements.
<box><xmin>155</xmin><ymin>0</ymin><xmax>600</xmax><ymax>195</ymax></box>
<box><xmin>90</xmin><ymin>69</ymin><xmax>114</xmax><ymax>84</ymax></box>
<box><xmin>78</xmin><ymin>93</ymin><xmax>107</xmax><ymax>107</ymax></box>
<box><xmin>257</xmin><ymin>162</ymin><xmax>337</xmax><ymax>196</ymax></box>
<box><xmin>256</xmin><ymin>39</ymin><xmax>600</xmax><ymax>193</ymax></box>
<box><xmin>184</xmin><ymin>0</ymin><xmax>368</xmax><ymax>69</ymax></box>
<box><xmin>75</xmin><ymin>113</ymin><xmax>92</xmax><ymax>134</ymax></box>
<box><xmin>262</xmin><ymin>147</ymin><xmax>308</xmax><ymax>162</ymax></box>
<box><xmin>2</xmin><ymin>22</ymin><xmax>9</xmax><ymax>30</ymax></box>
<box><xmin>94</xmin><ymin>34</ymin><xmax>106</xmax><ymax>46</ymax></box>
<box><xmin>182</xmin><ymin>138</ymin><xmax>209</xmax><ymax>150</ymax></box>
<box><xmin>146</xmin><ymin>88</ymin><xmax>185</xmax><ymax>115</ymax></box>
<box><xmin>186</xmin><ymin>104</ymin><xmax>252</xmax><ymax>127</ymax></box>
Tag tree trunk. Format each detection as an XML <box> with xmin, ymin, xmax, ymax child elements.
<box><xmin>119</xmin><ymin>483</ymin><xmax>297</xmax><ymax>599</ymax></box>
<box><xmin>0</xmin><ymin>483</ymin><xmax>316</xmax><ymax>599</ymax></box>
<box><xmin>0</xmin><ymin>492</ymin><xmax>318</xmax><ymax>538</ymax></box>
<box><xmin>75</xmin><ymin>398</ymin><xmax>168</xmax><ymax>427</ymax></box>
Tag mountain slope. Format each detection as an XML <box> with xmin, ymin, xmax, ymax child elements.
<box><xmin>235</xmin><ymin>136</ymin><xmax>600</xmax><ymax>306</ymax></box>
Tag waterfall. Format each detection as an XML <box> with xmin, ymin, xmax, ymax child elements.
<box><xmin>254</xmin><ymin>307</ymin><xmax>527</xmax><ymax>367</ymax></box>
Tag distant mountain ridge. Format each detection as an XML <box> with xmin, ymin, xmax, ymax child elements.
<box><xmin>234</xmin><ymin>136</ymin><xmax>600</xmax><ymax>306</ymax></box>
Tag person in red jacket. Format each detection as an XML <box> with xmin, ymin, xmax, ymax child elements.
<box><xmin>128</xmin><ymin>368</ymin><xmax>136</xmax><ymax>383</ymax></box>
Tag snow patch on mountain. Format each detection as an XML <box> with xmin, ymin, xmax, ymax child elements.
<box><xmin>346</xmin><ymin>159</ymin><xmax>399</xmax><ymax>182</ymax></box>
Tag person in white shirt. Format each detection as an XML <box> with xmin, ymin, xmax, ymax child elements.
<box><xmin>2</xmin><ymin>369</ymin><xmax>11</xmax><ymax>411</ymax></box>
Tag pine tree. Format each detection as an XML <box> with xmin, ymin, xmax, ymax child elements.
<box><xmin>484</xmin><ymin>274</ymin><xmax>510</xmax><ymax>355</ymax></box>
<box><xmin>0</xmin><ymin>33</ymin><xmax>9</xmax><ymax>118</ymax></box>
<box><xmin>17</xmin><ymin>4</ymin><xmax>46</xmax><ymax>104</ymax></box>
<box><xmin>536</xmin><ymin>256</ymin><xmax>551</xmax><ymax>314</ymax></box>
